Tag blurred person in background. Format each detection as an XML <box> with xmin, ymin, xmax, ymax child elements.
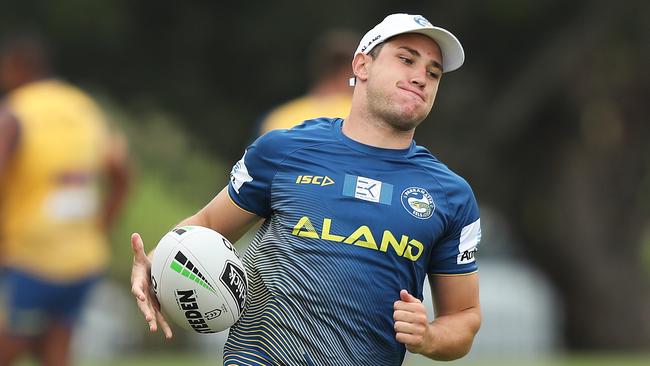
<box><xmin>256</xmin><ymin>29</ymin><xmax>358</xmax><ymax>135</ymax></box>
<box><xmin>0</xmin><ymin>32</ymin><xmax>130</xmax><ymax>366</ymax></box>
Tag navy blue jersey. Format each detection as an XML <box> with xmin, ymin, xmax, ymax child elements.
<box><xmin>224</xmin><ymin>118</ymin><xmax>481</xmax><ymax>366</ymax></box>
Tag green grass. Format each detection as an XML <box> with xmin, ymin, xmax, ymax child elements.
<box><xmin>410</xmin><ymin>354</ymin><xmax>650</xmax><ymax>366</ymax></box>
<box><xmin>50</xmin><ymin>353</ymin><xmax>645</xmax><ymax>366</ymax></box>
<box><xmin>12</xmin><ymin>352</ymin><xmax>649</xmax><ymax>366</ymax></box>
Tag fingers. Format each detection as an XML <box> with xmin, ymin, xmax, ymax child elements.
<box><xmin>400</xmin><ymin>289</ymin><xmax>421</xmax><ymax>303</ymax></box>
<box><xmin>394</xmin><ymin>290</ymin><xmax>424</xmax><ymax>313</ymax></box>
<box><xmin>130</xmin><ymin>232</ymin><xmax>162</xmax><ymax>334</ymax></box>
<box><xmin>130</xmin><ymin>233</ymin><xmax>148</xmax><ymax>303</ymax></box>
<box><xmin>131</xmin><ymin>282</ymin><xmax>146</xmax><ymax>302</ymax></box>
<box><xmin>131</xmin><ymin>232</ymin><xmax>147</xmax><ymax>262</ymax></box>
<box><xmin>395</xmin><ymin>332</ymin><xmax>422</xmax><ymax>350</ymax></box>
<box><xmin>394</xmin><ymin>315</ymin><xmax>428</xmax><ymax>353</ymax></box>
<box><xmin>133</xmin><ymin>284</ymin><xmax>170</xmax><ymax>336</ymax></box>
<box><xmin>394</xmin><ymin>289</ymin><xmax>430</xmax><ymax>352</ymax></box>
<box><xmin>394</xmin><ymin>309</ymin><xmax>427</xmax><ymax>324</ymax></box>
<box><xmin>156</xmin><ymin>311</ymin><xmax>174</xmax><ymax>339</ymax></box>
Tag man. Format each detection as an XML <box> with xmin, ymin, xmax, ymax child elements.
<box><xmin>132</xmin><ymin>13</ymin><xmax>481</xmax><ymax>365</ymax></box>
<box><xmin>257</xmin><ymin>29</ymin><xmax>358</xmax><ymax>135</ymax></box>
<box><xmin>0</xmin><ymin>33</ymin><xmax>130</xmax><ymax>365</ymax></box>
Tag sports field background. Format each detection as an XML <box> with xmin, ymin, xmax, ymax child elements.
<box><xmin>2</xmin><ymin>1</ymin><xmax>649</xmax><ymax>364</ymax></box>
<box><xmin>14</xmin><ymin>353</ymin><xmax>650</xmax><ymax>366</ymax></box>
<box><xmin>89</xmin><ymin>354</ymin><xmax>650</xmax><ymax>366</ymax></box>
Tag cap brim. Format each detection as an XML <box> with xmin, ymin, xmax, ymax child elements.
<box><xmin>409</xmin><ymin>27</ymin><xmax>465</xmax><ymax>73</ymax></box>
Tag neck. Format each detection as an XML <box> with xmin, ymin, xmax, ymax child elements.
<box><xmin>7</xmin><ymin>73</ymin><xmax>50</xmax><ymax>92</ymax></box>
<box><xmin>343</xmin><ymin>99</ymin><xmax>415</xmax><ymax>150</ymax></box>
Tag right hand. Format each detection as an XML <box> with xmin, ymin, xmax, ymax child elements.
<box><xmin>130</xmin><ymin>232</ymin><xmax>173</xmax><ymax>339</ymax></box>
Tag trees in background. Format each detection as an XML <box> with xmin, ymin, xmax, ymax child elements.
<box><xmin>2</xmin><ymin>0</ymin><xmax>648</xmax><ymax>350</ymax></box>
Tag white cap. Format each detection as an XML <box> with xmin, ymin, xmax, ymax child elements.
<box><xmin>354</xmin><ymin>13</ymin><xmax>465</xmax><ymax>73</ymax></box>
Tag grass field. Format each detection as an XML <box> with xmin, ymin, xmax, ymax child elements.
<box><xmin>12</xmin><ymin>350</ymin><xmax>649</xmax><ymax>366</ymax></box>
<box><xmin>47</xmin><ymin>353</ymin><xmax>645</xmax><ymax>366</ymax></box>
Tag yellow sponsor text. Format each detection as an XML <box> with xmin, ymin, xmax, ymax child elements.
<box><xmin>291</xmin><ymin>216</ymin><xmax>424</xmax><ymax>261</ymax></box>
<box><xmin>295</xmin><ymin>175</ymin><xmax>335</xmax><ymax>186</ymax></box>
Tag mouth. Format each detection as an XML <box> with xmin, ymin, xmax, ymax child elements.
<box><xmin>398</xmin><ymin>86</ymin><xmax>426</xmax><ymax>102</ymax></box>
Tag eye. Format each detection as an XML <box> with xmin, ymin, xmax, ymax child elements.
<box><xmin>427</xmin><ymin>70</ymin><xmax>441</xmax><ymax>80</ymax></box>
<box><xmin>399</xmin><ymin>56</ymin><xmax>413</xmax><ymax>65</ymax></box>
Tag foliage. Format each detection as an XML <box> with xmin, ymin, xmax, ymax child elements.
<box><xmin>100</xmin><ymin>100</ymin><xmax>229</xmax><ymax>282</ymax></box>
<box><xmin>3</xmin><ymin>0</ymin><xmax>649</xmax><ymax>350</ymax></box>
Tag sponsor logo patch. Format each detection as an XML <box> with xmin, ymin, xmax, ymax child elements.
<box><xmin>220</xmin><ymin>261</ymin><xmax>247</xmax><ymax>316</ymax></box>
<box><xmin>457</xmin><ymin>219</ymin><xmax>481</xmax><ymax>265</ymax></box>
<box><xmin>295</xmin><ymin>175</ymin><xmax>335</xmax><ymax>186</ymax></box>
<box><xmin>230</xmin><ymin>150</ymin><xmax>253</xmax><ymax>194</ymax></box>
<box><xmin>400</xmin><ymin>187</ymin><xmax>435</xmax><ymax>219</ymax></box>
<box><xmin>342</xmin><ymin>174</ymin><xmax>393</xmax><ymax>205</ymax></box>
<box><xmin>458</xmin><ymin>248</ymin><xmax>478</xmax><ymax>264</ymax></box>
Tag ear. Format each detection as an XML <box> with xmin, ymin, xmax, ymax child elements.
<box><xmin>351</xmin><ymin>53</ymin><xmax>371</xmax><ymax>82</ymax></box>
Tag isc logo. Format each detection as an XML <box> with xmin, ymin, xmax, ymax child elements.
<box><xmin>295</xmin><ymin>175</ymin><xmax>334</xmax><ymax>186</ymax></box>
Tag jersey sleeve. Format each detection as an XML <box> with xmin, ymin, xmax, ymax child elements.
<box><xmin>227</xmin><ymin>130</ymin><xmax>286</xmax><ymax>218</ymax></box>
<box><xmin>428</xmin><ymin>179</ymin><xmax>481</xmax><ymax>275</ymax></box>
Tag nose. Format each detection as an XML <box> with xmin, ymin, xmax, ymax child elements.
<box><xmin>410</xmin><ymin>69</ymin><xmax>426</xmax><ymax>89</ymax></box>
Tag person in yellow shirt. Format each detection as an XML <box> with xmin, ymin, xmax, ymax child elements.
<box><xmin>0</xmin><ymin>33</ymin><xmax>130</xmax><ymax>366</ymax></box>
<box><xmin>257</xmin><ymin>29</ymin><xmax>359</xmax><ymax>135</ymax></box>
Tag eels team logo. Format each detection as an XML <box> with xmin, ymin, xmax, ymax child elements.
<box><xmin>414</xmin><ymin>15</ymin><xmax>432</xmax><ymax>27</ymax></box>
<box><xmin>401</xmin><ymin>187</ymin><xmax>435</xmax><ymax>219</ymax></box>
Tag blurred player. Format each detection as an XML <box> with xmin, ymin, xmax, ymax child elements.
<box><xmin>132</xmin><ymin>13</ymin><xmax>481</xmax><ymax>365</ymax></box>
<box><xmin>0</xmin><ymin>33</ymin><xmax>130</xmax><ymax>366</ymax></box>
<box><xmin>257</xmin><ymin>29</ymin><xmax>358</xmax><ymax>135</ymax></box>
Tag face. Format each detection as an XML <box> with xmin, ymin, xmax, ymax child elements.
<box><xmin>0</xmin><ymin>53</ymin><xmax>23</xmax><ymax>93</ymax></box>
<box><xmin>360</xmin><ymin>33</ymin><xmax>443</xmax><ymax>131</ymax></box>
<box><xmin>0</xmin><ymin>54</ymin><xmax>12</xmax><ymax>93</ymax></box>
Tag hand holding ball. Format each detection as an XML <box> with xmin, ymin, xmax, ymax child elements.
<box><xmin>150</xmin><ymin>226</ymin><xmax>247</xmax><ymax>333</ymax></box>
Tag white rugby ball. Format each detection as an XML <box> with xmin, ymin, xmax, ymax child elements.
<box><xmin>150</xmin><ymin>226</ymin><xmax>247</xmax><ymax>334</ymax></box>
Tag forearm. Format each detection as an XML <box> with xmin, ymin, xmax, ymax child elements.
<box><xmin>422</xmin><ymin>306</ymin><xmax>481</xmax><ymax>361</ymax></box>
<box><xmin>102</xmin><ymin>134</ymin><xmax>131</xmax><ymax>230</ymax></box>
<box><xmin>102</xmin><ymin>169</ymin><xmax>130</xmax><ymax>230</ymax></box>
<box><xmin>139</xmin><ymin>214</ymin><xmax>206</xmax><ymax>261</ymax></box>
<box><xmin>177</xmin><ymin>212</ymin><xmax>210</xmax><ymax>228</ymax></box>
<box><xmin>176</xmin><ymin>187</ymin><xmax>259</xmax><ymax>243</ymax></box>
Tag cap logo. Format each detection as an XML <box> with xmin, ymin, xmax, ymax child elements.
<box><xmin>413</xmin><ymin>15</ymin><xmax>432</xmax><ymax>27</ymax></box>
<box><xmin>361</xmin><ymin>34</ymin><xmax>382</xmax><ymax>53</ymax></box>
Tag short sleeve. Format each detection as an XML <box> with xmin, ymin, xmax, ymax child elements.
<box><xmin>228</xmin><ymin>131</ymin><xmax>284</xmax><ymax>218</ymax></box>
<box><xmin>428</xmin><ymin>180</ymin><xmax>481</xmax><ymax>275</ymax></box>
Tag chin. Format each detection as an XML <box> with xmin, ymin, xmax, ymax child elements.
<box><xmin>400</xmin><ymin>108</ymin><xmax>426</xmax><ymax>127</ymax></box>
<box><xmin>387</xmin><ymin>114</ymin><xmax>423</xmax><ymax>132</ymax></box>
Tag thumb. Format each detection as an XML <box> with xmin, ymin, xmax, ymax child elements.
<box><xmin>131</xmin><ymin>233</ymin><xmax>148</xmax><ymax>263</ymax></box>
<box><xmin>400</xmin><ymin>289</ymin><xmax>421</xmax><ymax>303</ymax></box>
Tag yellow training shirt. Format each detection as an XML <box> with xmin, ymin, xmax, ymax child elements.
<box><xmin>259</xmin><ymin>93</ymin><xmax>351</xmax><ymax>135</ymax></box>
<box><xmin>0</xmin><ymin>79</ymin><xmax>110</xmax><ymax>281</ymax></box>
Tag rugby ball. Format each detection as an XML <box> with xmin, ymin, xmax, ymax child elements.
<box><xmin>150</xmin><ymin>226</ymin><xmax>247</xmax><ymax>334</ymax></box>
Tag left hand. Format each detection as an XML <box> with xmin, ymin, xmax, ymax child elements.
<box><xmin>130</xmin><ymin>233</ymin><xmax>173</xmax><ymax>339</ymax></box>
<box><xmin>393</xmin><ymin>289</ymin><xmax>434</xmax><ymax>354</ymax></box>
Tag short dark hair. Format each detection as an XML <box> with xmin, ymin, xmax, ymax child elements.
<box><xmin>367</xmin><ymin>42</ymin><xmax>386</xmax><ymax>59</ymax></box>
<box><xmin>0</xmin><ymin>31</ymin><xmax>52</xmax><ymax>76</ymax></box>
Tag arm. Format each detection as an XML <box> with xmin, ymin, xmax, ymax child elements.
<box><xmin>177</xmin><ymin>186</ymin><xmax>260</xmax><ymax>243</ymax></box>
<box><xmin>393</xmin><ymin>272</ymin><xmax>481</xmax><ymax>360</ymax></box>
<box><xmin>130</xmin><ymin>186</ymin><xmax>259</xmax><ymax>338</ymax></box>
<box><xmin>101</xmin><ymin>130</ymin><xmax>131</xmax><ymax>230</ymax></box>
<box><xmin>0</xmin><ymin>107</ymin><xmax>19</xmax><ymax>265</ymax></box>
<box><xmin>0</xmin><ymin>107</ymin><xmax>19</xmax><ymax>176</ymax></box>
